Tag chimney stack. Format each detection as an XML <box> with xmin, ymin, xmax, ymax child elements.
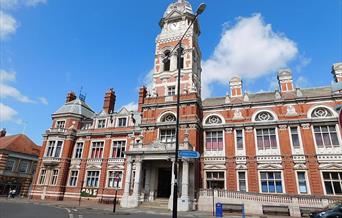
<box><xmin>138</xmin><ymin>86</ymin><xmax>147</xmax><ymax>112</ymax></box>
<box><xmin>0</xmin><ymin>128</ymin><xmax>6</xmax><ymax>137</ymax></box>
<box><xmin>103</xmin><ymin>88</ymin><xmax>116</xmax><ymax>114</ymax></box>
<box><xmin>332</xmin><ymin>63</ymin><xmax>342</xmax><ymax>83</ymax></box>
<box><xmin>229</xmin><ymin>76</ymin><xmax>243</xmax><ymax>97</ymax></box>
<box><xmin>66</xmin><ymin>91</ymin><xmax>76</xmax><ymax>103</ymax></box>
<box><xmin>277</xmin><ymin>69</ymin><xmax>294</xmax><ymax>92</ymax></box>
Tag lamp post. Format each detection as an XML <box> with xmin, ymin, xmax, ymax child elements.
<box><xmin>163</xmin><ymin>3</ymin><xmax>206</xmax><ymax>218</ymax></box>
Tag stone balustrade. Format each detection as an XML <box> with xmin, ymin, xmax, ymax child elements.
<box><xmin>42</xmin><ymin>157</ymin><xmax>61</xmax><ymax>166</ymax></box>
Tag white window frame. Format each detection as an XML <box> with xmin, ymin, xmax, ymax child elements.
<box><xmin>203</xmin><ymin>113</ymin><xmax>225</xmax><ymax>126</ymax></box>
<box><xmin>204</xmin><ymin>170</ymin><xmax>226</xmax><ymax>189</ymax></box>
<box><xmin>18</xmin><ymin>160</ymin><xmax>29</xmax><ymax>173</ymax></box>
<box><xmin>311</xmin><ymin>124</ymin><xmax>341</xmax><ymax>149</ymax></box>
<box><xmin>159</xmin><ymin>128</ymin><xmax>176</xmax><ymax>144</ymax></box>
<box><xmin>167</xmin><ymin>86</ymin><xmax>176</xmax><ymax>96</ymax></box>
<box><xmin>288</xmin><ymin>126</ymin><xmax>303</xmax><ymax>150</ymax></box>
<box><xmin>45</xmin><ymin>140</ymin><xmax>64</xmax><ymax>158</ymax></box>
<box><xmin>204</xmin><ymin>130</ymin><xmax>225</xmax><ymax>152</ymax></box>
<box><xmin>50</xmin><ymin>169</ymin><xmax>59</xmax><ymax>185</ymax></box>
<box><xmin>97</xmin><ymin>119</ymin><xmax>106</xmax><ymax>129</ymax></box>
<box><xmin>237</xmin><ymin>170</ymin><xmax>248</xmax><ymax>192</ymax></box>
<box><xmin>295</xmin><ymin>170</ymin><xmax>310</xmax><ymax>195</ymax></box>
<box><xmin>38</xmin><ymin>169</ymin><xmax>47</xmax><ymax>185</ymax></box>
<box><xmin>73</xmin><ymin>141</ymin><xmax>84</xmax><ymax>159</ymax></box>
<box><xmin>88</xmin><ymin>140</ymin><xmax>105</xmax><ymax>159</ymax></box>
<box><xmin>68</xmin><ymin>170</ymin><xmax>79</xmax><ymax>187</ymax></box>
<box><xmin>110</xmin><ymin>139</ymin><xmax>127</xmax><ymax>158</ymax></box>
<box><xmin>106</xmin><ymin>170</ymin><xmax>123</xmax><ymax>188</ymax></box>
<box><xmin>5</xmin><ymin>159</ymin><xmax>16</xmax><ymax>171</ymax></box>
<box><xmin>254</xmin><ymin>127</ymin><xmax>280</xmax><ymax>155</ymax></box>
<box><xmin>234</xmin><ymin>129</ymin><xmax>245</xmax><ymax>151</ymax></box>
<box><xmin>85</xmin><ymin>170</ymin><xmax>101</xmax><ymax>188</ymax></box>
<box><xmin>55</xmin><ymin>119</ymin><xmax>66</xmax><ymax>129</ymax></box>
<box><xmin>252</xmin><ymin>110</ymin><xmax>278</xmax><ymax>122</ymax></box>
<box><xmin>321</xmin><ymin>170</ymin><xmax>342</xmax><ymax>196</ymax></box>
<box><xmin>116</xmin><ymin>116</ymin><xmax>128</xmax><ymax>127</ymax></box>
<box><xmin>258</xmin><ymin>170</ymin><xmax>285</xmax><ymax>194</ymax></box>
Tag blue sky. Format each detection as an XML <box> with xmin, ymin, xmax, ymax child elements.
<box><xmin>0</xmin><ymin>0</ymin><xmax>341</xmax><ymax>144</ymax></box>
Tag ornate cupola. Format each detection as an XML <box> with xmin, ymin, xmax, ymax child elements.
<box><xmin>151</xmin><ymin>0</ymin><xmax>202</xmax><ymax>98</ymax></box>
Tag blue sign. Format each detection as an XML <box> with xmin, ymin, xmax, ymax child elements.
<box><xmin>179</xmin><ymin>150</ymin><xmax>200</xmax><ymax>158</ymax></box>
<box><xmin>215</xmin><ymin>203</ymin><xmax>223</xmax><ymax>217</ymax></box>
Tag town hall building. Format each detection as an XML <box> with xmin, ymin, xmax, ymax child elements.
<box><xmin>30</xmin><ymin>0</ymin><xmax>342</xmax><ymax>216</ymax></box>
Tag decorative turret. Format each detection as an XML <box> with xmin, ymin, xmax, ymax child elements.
<box><xmin>332</xmin><ymin>62</ymin><xmax>342</xmax><ymax>82</ymax></box>
<box><xmin>229</xmin><ymin>76</ymin><xmax>243</xmax><ymax>98</ymax></box>
<box><xmin>277</xmin><ymin>69</ymin><xmax>294</xmax><ymax>92</ymax></box>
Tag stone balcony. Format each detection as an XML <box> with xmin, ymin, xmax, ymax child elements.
<box><xmin>42</xmin><ymin>157</ymin><xmax>61</xmax><ymax>166</ymax></box>
<box><xmin>130</xmin><ymin>140</ymin><xmax>193</xmax><ymax>153</ymax></box>
<box><xmin>108</xmin><ymin>158</ymin><xmax>125</xmax><ymax>164</ymax></box>
<box><xmin>86</xmin><ymin>158</ymin><xmax>103</xmax><ymax>166</ymax></box>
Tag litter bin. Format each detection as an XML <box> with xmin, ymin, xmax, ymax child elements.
<box><xmin>215</xmin><ymin>202</ymin><xmax>223</xmax><ymax>217</ymax></box>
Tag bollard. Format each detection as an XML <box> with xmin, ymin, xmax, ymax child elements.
<box><xmin>215</xmin><ymin>202</ymin><xmax>223</xmax><ymax>217</ymax></box>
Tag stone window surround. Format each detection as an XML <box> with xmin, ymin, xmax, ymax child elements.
<box><xmin>106</xmin><ymin>170</ymin><xmax>123</xmax><ymax>189</ymax></box>
<box><xmin>50</xmin><ymin>169</ymin><xmax>59</xmax><ymax>186</ymax></box>
<box><xmin>84</xmin><ymin>170</ymin><xmax>101</xmax><ymax>188</ymax></box>
<box><xmin>254</xmin><ymin>127</ymin><xmax>280</xmax><ymax>155</ymax></box>
<box><xmin>295</xmin><ymin>170</ymin><xmax>311</xmax><ymax>195</ymax></box>
<box><xmin>311</xmin><ymin>124</ymin><xmax>342</xmax><ymax>151</ymax></box>
<box><xmin>288</xmin><ymin>126</ymin><xmax>304</xmax><ymax>153</ymax></box>
<box><xmin>204</xmin><ymin>130</ymin><xmax>225</xmax><ymax>152</ymax></box>
<box><xmin>67</xmin><ymin>170</ymin><xmax>79</xmax><ymax>187</ymax></box>
<box><xmin>203</xmin><ymin>113</ymin><xmax>225</xmax><ymax>126</ymax></box>
<box><xmin>5</xmin><ymin>158</ymin><xmax>16</xmax><ymax>171</ymax></box>
<box><xmin>55</xmin><ymin>119</ymin><xmax>66</xmax><ymax>129</ymax></box>
<box><xmin>110</xmin><ymin>139</ymin><xmax>127</xmax><ymax>158</ymax></box>
<box><xmin>73</xmin><ymin>141</ymin><xmax>84</xmax><ymax>159</ymax></box>
<box><xmin>234</xmin><ymin>129</ymin><xmax>245</xmax><ymax>151</ymax></box>
<box><xmin>204</xmin><ymin>170</ymin><xmax>226</xmax><ymax>189</ymax></box>
<box><xmin>38</xmin><ymin>168</ymin><xmax>47</xmax><ymax>185</ymax></box>
<box><xmin>258</xmin><ymin>170</ymin><xmax>286</xmax><ymax>194</ymax></box>
<box><xmin>88</xmin><ymin>140</ymin><xmax>105</xmax><ymax>159</ymax></box>
<box><xmin>97</xmin><ymin>119</ymin><xmax>106</xmax><ymax>129</ymax></box>
<box><xmin>45</xmin><ymin>139</ymin><xmax>64</xmax><ymax>158</ymax></box>
<box><xmin>116</xmin><ymin>116</ymin><xmax>128</xmax><ymax>127</ymax></box>
<box><xmin>320</xmin><ymin>170</ymin><xmax>342</xmax><ymax>196</ymax></box>
<box><xmin>252</xmin><ymin>109</ymin><xmax>278</xmax><ymax>122</ymax></box>
<box><xmin>237</xmin><ymin>170</ymin><xmax>248</xmax><ymax>192</ymax></box>
<box><xmin>307</xmin><ymin>105</ymin><xmax>337</xmax><ymax>119</ymax></box>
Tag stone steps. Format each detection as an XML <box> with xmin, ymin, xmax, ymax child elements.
<box><xmin>139</xmin><ymin>198</ymin><xmax>169</xmax><ymax>209</ymax></box>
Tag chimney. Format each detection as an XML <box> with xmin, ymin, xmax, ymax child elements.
<box><xmin>103</xmin><ymin>88</ymin><xmax>116</xmax><ymax>114</ymax></box>
<box><xmin>229</xmin><ymin>76</ymin><xmax>243</xmax><ymax>97</ymax></box>
<box><xmin>332</xmin><ymin>63</ymin><xmax>342</xmax><ymax>82</ymax></box>
<box><xmin>66</xmin><ymin>91</ymin><xmax>76</xmax><ymax>103</ymax></box>
<box><xmin>277</xmin><ymin>69</ymin><xmax>294</xmax><ymax>92</ymax></box>
<box><xmin>138</xmin><ymin>86</ymin><xmax>147</xmax><ymax>112</ymax></box>
<box><xmin>0</xmin><ymin>128</ymin><xmax>6</xmax><ymax>137</ymax></box>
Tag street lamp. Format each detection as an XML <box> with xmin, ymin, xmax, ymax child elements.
<box><xmin>162</xmin><ymin>3</ymin><xmax>206</xmax><ymax>218</ymax></box>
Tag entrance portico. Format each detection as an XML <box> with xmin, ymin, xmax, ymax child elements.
<box><xmin>120</xmin><ymin>141</ymin><xmax>195</xmax><ymax>211</ymax></box>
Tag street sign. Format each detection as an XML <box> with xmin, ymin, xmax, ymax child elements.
<box><xmin>179</xmin><ymin>150</ymin><xmax>200</xmax><ymax>158</ymax></box>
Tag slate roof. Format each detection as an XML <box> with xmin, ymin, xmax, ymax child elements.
<box><xmin>54</xmin><ymin>99</ymin><xmax>95</xmax><ymax>118</ymax></box>
<box><xmin>202</xmin><ymin>86</ymin><xmax>333</xmax><ymax>107</ymax></box>
<box><xmin>0</xmin><ymin>134</ymin><xmax>40</xmax><ymax>156</ymax></box>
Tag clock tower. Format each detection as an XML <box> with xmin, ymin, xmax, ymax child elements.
<box><xmin>152</xmin><ymin>0</ymin><xmax>202</xmax><ymax>98</ymax></box>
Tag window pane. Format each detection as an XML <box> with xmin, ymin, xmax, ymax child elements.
<box><xmin>323</xmin><ymin>133</ymin><xmax>331</xmax><ymax>147</ymax></box>
<box><xmin>333</xmin><ymin>182</ymin><xmax>342</xmax><ymax>194</ymax></box>
<box><xmin>331</xmin><ymin>173</ymin><xmax>339</xmax><ymax>180</ymax></box>
<box><xmin>260</xmin><ymin>173</ymin><xmax>267</xmax><ymax>180</ymax></box>
<box><xmin>330</xmin><ymin>133</ymin><xmax>339</xmax><ymax>146</ymax></box>
<box><xmin>261</xmin><ymin>181</ymin><xmax>268</xmax><ymax>192</ymax></box>
<box><xmin>276</xmin><ymin>181</ymin><xmax>283</xmax><ymax>193</ymax></box>
<box><xmin>299</xmin><ymin>181</ymin><xmax>307</xmax><ymax>193</ymax></box>
<box><xmin>269</xmin><ymin>181</ymin><xmax>275</xmax><ymax>192</ymax></box>
<box><xmin>315</xmin><ymin>133</ymin><xmax>323</xmax><ymax>147</ymax></box>
<box><xmin>325</xmin><ymin>182</ymin><xmax>333</xmax><ymax>194</ymax></box>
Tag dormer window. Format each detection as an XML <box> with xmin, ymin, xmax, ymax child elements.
<box><xmin>97</xmin><ymin>119</ymin><xmax>106</xmax><ymax>128</ymax></box>
<box><xmin>56</xmin><ymin>120</ymin><xmax>65</xmax><ymax>129</ymax></box>
<box><xmin>118</xmin><ymin>118</ymin><xmax>127</xmax><ymax>127</ymax></box>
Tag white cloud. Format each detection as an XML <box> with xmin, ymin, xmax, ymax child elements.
<box><xmin>0</xmin><ymin>70</ymin><xmax>16</xmax><ymax>82</ymax></box>
<box><xmin>0</xmin><ymin>103</ymin><xmax>17</xmax><ymax>122</ymax></box>
<box><xmin>0</xmin><ymin>10</ymin><xmax>18</xmax><ymax>40</ymax></box>
<box><xmin>202</xmin><ymin>13</ymin><xmax>298</xmax><ymax>98</ymax></box>
<box><xmin>0</xmin><ymin>0</ymin><xmax>46</xmax><ymax>9</ymax></box>
<box><xmin>295</xmin><ymin>76</ymin><xmax>309</xmax><ymax>88</ymax></box>
<box><xmin>25</xmin><ymin>0</ymin><xmax>46</xmax><ymax>7</ymax></box>
<box><xmin>0</xmin><ymin>0</ymin><xmax>18</xmax><ymax>9</ymax></box>
<box><xmin>295</xmin><ymin>55</ymin><xmax>311</xmax><ymax>72</ymax></box>
<box><xmin>122</xmin><ymin>101</ymin><xmax>138</xmax><ymax>112</ymax></box>
<box><xmin>143</xmin><ymin>69</ymin><xmax>154</xmax><ymax>92</ymax></box>
<box><xmin>38</xmin><ymin>97</ymin><xmax>48</xmax><ymax>105</ymax></box>
<box><xmin>0</xmin><ymin>83</ymin><xmax>35</xmax><ymax>103</ymax></box>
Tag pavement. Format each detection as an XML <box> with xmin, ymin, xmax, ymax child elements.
<box><xmin>0</xmin><ymin>197</ymin><xmax>296</xmax><ymax>218</ymax></box>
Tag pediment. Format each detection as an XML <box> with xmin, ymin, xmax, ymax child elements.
<box><xmin>204</xmin><ymin>164</ymin><xmax>226</xmax><ymax>170</ymax></box>
<box><xmin>107</xmin><ymin>164</ymin><xmax>125</xmax><ymax>170</ymax></box>
<box><xmin>258</xmin><ymin>164</ymin><xmax>283</xmax><ymax>170</ymax></box>
<box><xmin>118</xmin><ymin>107</ymin><xmax>130</xmax><ymax>115</ymax></box>
<box><xmin>319</xmin><ymin>163</ymin><xmax>342</xmax><ymax>170</ymax></box>
<box><xmin>236</xmin><ymin>164</ymin><xmax>247</xmax><ymax>170</ymax></box>
<box><xmin>293</xmin><ymin>164</ymin><xmax>307</xmax><ymax>170</ymax></box>
<box><xmin>165</xmin><ymin>10</ymin><xmax>183</xmax><ymax>19</ymax></box>
<box><xmin>86</xmin><ymin>165</ymin><xmax>102</xmax><ymax>170</ymax></box>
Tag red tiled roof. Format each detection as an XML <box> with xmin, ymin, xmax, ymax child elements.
<box><xmin>0</xmin><ymin>134</ymin><xmax>40</xmax><ymax>156</ymax></box>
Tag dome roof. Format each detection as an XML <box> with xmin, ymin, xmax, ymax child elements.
<box><xmin>163</xmin><ymin>0</ymin><xmax>193</xmax><ymax>18</ymax></box>
<box><xmin>53</xmin><ymin>99</ymin><xmax>94</xmax><ymax>118</ymax></box>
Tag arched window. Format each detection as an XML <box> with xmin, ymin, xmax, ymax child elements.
<box><xmin>205</xmin><ymin>115</ymin><xmax>223</xmax><ymax>125</ymax></box>
<box><xmin>163</xmin><ymin>50</ymin><xmax>171</xmax><ymax>71</ymax></box>
<box><xmin>311</xmin><ymin>107</ymin><xmax>333</xmax><ymax>118</ymax></box>
<box><xmin>255</xmin><ymin>111</ymin><xmax>275</xmax><ymax>122</ymax></box>
<box><xmin>160</xmin><ymin>113</ymin><xmax>176</xmax><ymax>122</ymax></box>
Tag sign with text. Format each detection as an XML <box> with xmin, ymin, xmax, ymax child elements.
<box><xmin>81</xmin><ymin>188</ymin><xmax>98</xmax><ymax>197</ymax></box>
<box><xmin>179</xmin><ymin>150</ymin><xmax>200</xmax><ymax>159</ymax></box>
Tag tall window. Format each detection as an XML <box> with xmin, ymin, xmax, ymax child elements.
<box><xmin>97</xmin><ymin>119</ymin><xmax>106</xmax><ymax>128</ymax></box>
<box><xmin>86</xmin><ymin>171</ymin><xmax>100</xmax><ymax>187</ymax></box>
<box><xmin>256</xmin><ymin>128</ymin><xmax>277</xmax><ymax>150</ymax></box>
<box><xmin>45</xmin><ymin>141</ymin><xmax>63</xmax><ymax>157</ymax></box>
<box><xmin>107</xmin><ymin>171</ymin><xmax>123</xmax><ymax>188</ymax></box>
<box><xmin>74</xmin><ymin>142</ymin><xmax>83</xmax><ymax>159</ymax></box>
<box><xmin>163</xmin><ymin>50</ymin><xmax>171</xmax><ymax>71</ymax></box>
<box><xmin>238</xmin><ymin>171</ymin><xmax>247</xmax><ymax>192</ymax></box>
<box><xmin>111</xmin><ymin>141</ymin><xmax>126</xmax><ymax>158</ymax></box>
<box><xmin>205</xmin><ymin>131</ymin><xmax>223</xmax><ymax>151</ymax></box>
<box><xmin>56</xmin><ymin>120</ymin><xmax>65</xmax><ymax>129</ymax></box>
<box><xmin>90</xmin><ymin>142</ymin><xmax>104</xmax><ymax>159</ymax></box>
<box><xmin>18</xmin><ymin>161</ymin><xmax>29</xmax><ymax>173</ymax></box>
<box><xmin>314</xmin><ymin>125</ymin><xmax>340</xmax><ymax>148</ymax></box>
<box><xmin>5</xmin><ymin>159</ymin><xmax>15</xmax><ymax>171</ymax></box>
<box><xmin>236</xmin><ymin>130</ymin><xmax>244</xmax><ymax>150</ymax></box>
<box><xmin>260</xmin><ymin>172</ymin><xmax>283</xmax><ymax>193</ymax></box>
<box><xmin>39</xmin><ymin>169</ymin><xmax>46</xmax><ymax>185</ymax></box>
<box><xmin>69</xmin><ymin>171</ymin><xmax>78</xmax><ymax>186</ymax></box>
<box><xmin>160</xmin><ymin>129</ymin><xmax>176</xmax><ymax>144</ymax></box>
<box><xmin>168</xmin><ymin>86</ymin><xmax>176</xmax><ymax>96</ymax></box>
<box><xmin>118</xmin><ymin>118</ymin><xmax>127</xmax><ymax>127</ymax></box>
<box><xmin>290</xmin><ymin>127</ymin><xmax>301</xmax><ymax>148</ymax></box>
<box><xmin>206</xmin><ymin>172</ymin><xmax>225</xmax><ymax>189</ymax></box>
<box><xmin>51</xmin><ymin>170</ymin><xmax>58</xmax><ymax>185</ymax></box>
<box><xmin>297</xmin><ymin>172</ymin><xmax>308</xmax><ymax>194</ymax></box>
<box><xmin>323</xmin><ymin>172</ymin><xmax>342</xmax><ymax>195</ymax></box>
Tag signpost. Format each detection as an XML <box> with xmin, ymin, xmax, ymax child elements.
<box><xmin>178</xmin><ymin>150</ymin><xmax>200</xmax><ymax>159</ymax></box>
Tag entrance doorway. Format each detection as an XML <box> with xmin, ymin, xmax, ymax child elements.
<box><xmin>157</xmin><ymin>168</ymin><xmax>171</xmax><ymax>198</ymax></box>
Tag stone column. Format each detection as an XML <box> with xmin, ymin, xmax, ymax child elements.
<box><xmin>144</xmin><ymin>164</ymin><xmax>151</xmax><ymax>201</ymax></box>
<box><xmin>120</xmin><ymin>158</ymin><xmax>132</xmax><ymax>208</ymax></box>
<box><xmin>132</xmin><ymin>159</ymin><xmax>142</xmax><ymax>199</ymax></box>
<box><xmin>179</xmin><ymin>159</ymin><xmax>190</xmax><ymax>211</ymax></box>
<box><xmin>168</xmin><ymin>159</ymin><xmax>176</xmax><ymax>210</ymax></box>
